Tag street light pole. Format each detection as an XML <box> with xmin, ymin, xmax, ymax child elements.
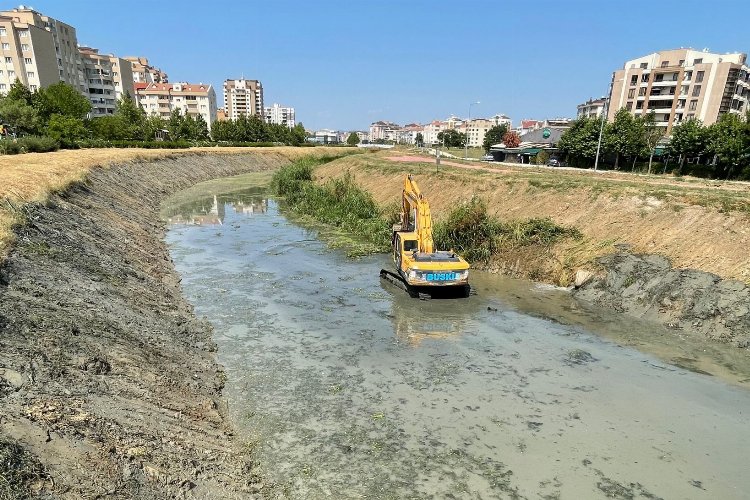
<box><xmin>466</xmin><ymin>101</ymin><xmax>480</xmax><ymax>159</ymax></box>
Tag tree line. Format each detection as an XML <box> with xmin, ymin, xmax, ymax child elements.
<box><xmin>0</xmin><ymin>79</ymin><xmax>306</xmax><ymax>149</ymax></box>
<box><xmin>557</xmin><ymin>109</ymin><xmax>750</xmax><ymax>179</ymax></box>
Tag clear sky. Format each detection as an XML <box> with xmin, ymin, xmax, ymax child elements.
<box><xmin>20</xmin><ymin>0</ymin><xmax>750</xmax><ymax>130</ymax></box>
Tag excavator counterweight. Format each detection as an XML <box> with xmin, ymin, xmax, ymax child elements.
<box><xmin>380</xmin><ymin>174</ymin><xmax>471</xmax><ymax>298</ymax></box>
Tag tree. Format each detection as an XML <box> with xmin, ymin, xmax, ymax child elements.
<box><xmin>483</xmin><ymin>124</ymin><xmax>508</xmax><ymax>152</ymax></box>
<box><xmin>707</xmin><ymin>113</ymin><xmax>749</xmax><ymax>179</ymax></box>
<box><xmin>347</xmin><ymin>132</ymin><xmax>360</xmax><ymax>146</ymax></box>
<box><xmin>6</xmin><ymin>79</ymin><xmax>33</xmax><ymax>105</ymax></box>
<box><xmin>89</xmin><ymin>115</ymin><xmax>129</xmax><ymax>140</ymax></box>
<box><xmin>668</xmin><ymin>118</ymin><xmax>708</xmax><ymax>175</ymax></box>
<box><xmin>114</xmin><ymin>92</ymin><xmax>147</xmax><ymax>140</ymax></box>
<box><xmin>557</xmin><ymin>117</ymin><xmax>605</xmax><ymax>167</ymax></box>
<box><xmin>143</xmin><ymin>114</ymin><xmax>167</xmax><ymax>140</ymax></box>
<box><xmin>605</xmin><ymin>108</ymin><xmax>645</xmax><ymax>170</ymax></box>
<box><xmin>535</xmin><ymin>150</ymin><xmax>550</xmax><ymax>165</ymax></box>
<box><xmin>46</xmin><ymin>113</ymin><xmax>87</xmax><ymax>144</ymax></box>
<box><xmin>502</xmin><ymin>130</ymin><xmax>520</xmax><ymax>148</ymax></box>
<box><xmin>0</xmin><ymin>98</ymin><xmax>38</xmax><ymax>135</ymax></box>
<box><xmin>415</xmin><ymin>132</ymin><xmax>424</xmax><ymax>147</ymax></box>
<box><xmin>35</xmin><ymin>82</ymin><xmax>91</xmax><ymax>119</ymax></box>
<box><xmin>641</xmin><ymin>112</ymin><xmax>664</xmax><ymax>174</ymax></box>
<box><xmin>437</xmin><ymin>128</ymin><xmax>466</xmax><ymax>148</ymax></box>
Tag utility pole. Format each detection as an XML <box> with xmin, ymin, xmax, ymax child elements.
<box><xmin>594</xmin><ymin>75</ymin><xmax>619</xmax><ymax>171</ymax></box>
<box><xmin>465</xmin><ymin>101</ymin><xmax>480</xmax><ymax>159</ymax></box>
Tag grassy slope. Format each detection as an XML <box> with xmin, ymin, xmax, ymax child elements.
<box><xmin>0</xmin><ymin>146</ymin><xmax>348</xmax><ymax>260</ymax></box>
<box><xmin>314</xmin><ymin>150</ymin><xmax>750</xmax><ymax>283</ymax></box>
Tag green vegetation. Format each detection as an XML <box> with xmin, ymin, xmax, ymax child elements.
<box><xmin>558</xmin><ymin>110</ymin><xmax>750</xmax><ymax>179</ymax></box>
<box><xmin>433</xmin><ymin>197</ymin><xmax>581</xmax><ymax>263</ymax></box>
<box><xmin>0</xmin><ymin>437</ymin><xmax>48</xmax><ymax>499</ymax></box>
<box><xmin>273</xmin><ymin>160</ymin><xmax>582</xmax><ymax>262</ymax></box>
<box><xmin>347</xmin><ymin>132</ymin><xmax>360</xmax><ymax>146</ymax></box>
<box><xmin>272</xmin><ymin>158</ymin><xmax>394</xmax><ymax>254</ymax></box>
<box><xmin>211</xmin><ymin>114</ymin><xmax>306</xmax><ymax>145</ymax></box>
<box><xmin>437</xmin><ymin>129</ymin><xmax>466</xmax><ymax>148</ymax></box>
<box><xmin>483</xmin><ymin>124</ymin><xmax>508</xmax><ymax>152</ymax></box>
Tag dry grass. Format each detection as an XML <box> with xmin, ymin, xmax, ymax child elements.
<box><xmin>315</xmin><ymin>150</ymin><xmax>750</xmax><ymax>283</ymax></box>
<box><xmin>0</xmin><ymin>146</ymin><xmax>346</xmax><ymax>260</ymax></box>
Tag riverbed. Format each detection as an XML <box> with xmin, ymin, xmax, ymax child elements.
<box><xmin>163</xmin><ymin>175</ymin><xmax>750</xmax><ymax>499</ymax></box>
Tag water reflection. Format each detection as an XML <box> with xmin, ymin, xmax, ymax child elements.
<box><xmin>162</xmin><ymin>187</ymin><xmax>268</xmax><ymax>225</ymax></box>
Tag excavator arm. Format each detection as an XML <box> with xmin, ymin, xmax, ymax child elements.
<box><xmin>401</xmin><ymin>175</ymin><xmax>434</xmax><ymax>254</ymax></box>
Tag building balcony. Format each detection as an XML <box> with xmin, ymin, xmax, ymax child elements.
<box><xmin>651</xmin><ymin>80</ymin><xmax>679</xmax><ymax>86</ymax></box>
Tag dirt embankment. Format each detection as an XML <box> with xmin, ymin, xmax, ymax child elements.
<box><xmin>315</xmin><ymin>152</ymin><xmax>750</xmax><ymax>346</ymax></box>
<box><xmin>0</xmin><ymin>152</ymin><xmax>309</xmax><ymax>498</ymax></box>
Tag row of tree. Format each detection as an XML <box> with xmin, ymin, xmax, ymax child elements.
<box><xmin>0</xmin><ymin>79</ymin><xmax>306</xmax><ymax>147</ymax></box>
<box><xmin>557</xmin><ymin>109</ymin><xmax>750</xmax><ymax>179</ymax></box>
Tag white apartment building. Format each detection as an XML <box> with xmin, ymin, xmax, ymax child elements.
<box><xmin>135</xmin><ymin>82</ymin><xmax>218</xmax><ymax>130</ymax></box>
<box><xmin>422</xmin><ymin>120</ymin><xmax>445</xmax><ymax>145</ymax></box>
<box><xmin>369</xmin><ymin>120</ymin><xmax>400</xmax><ymax>141</ymax></box>
<box><xmin>489</xmin><ymin>114</ymin><xmax>512</xmax><ymax>128</ymax></box>
<box><xmin>264</xmin><ymin>103</ymin><xmax>295</xmax><ymax>127</ymax></box>
<box><xmin>609</xmin><ymin>48</ymin><xmax>750</xmax><ymax>133</ymax></box>
<box><xmin>79</xmin><ymin>46</ymin><xmax>134</xmax><ymax>116</ymax></box>
<box><xmin>224</xmin><ymin>78</ymin><xmax>263</xmax><ymax>120</ymax></box>
<box><xmin>576</xmin><ymin>98</ymin><xmax>607</xmax><ymax>118</ymax></box>
<box><xmin>124</xmin><ymin>56</ymin><xmax>167</xmax><ymax>84</ymax></box>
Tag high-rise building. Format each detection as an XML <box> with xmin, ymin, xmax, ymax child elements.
<box><xmin>0</xmin><ymin>6</ymin><xmax>84</xmax><ymax>93</ymax></box>
<box><xmin>223</xmin><ymin>78</ymin><xmax>263</xmax><ymax>120</ymax></box>
<box><xmin>264</xmin><ymin>103</ymin><xmax>295</xmax><ymax>127</ymax></box>
<box><xmin>124</xmin><ymin>56</ymin><xmax>167</xmax><ymax>84</ymax></box>
<box><xmin>608</xmin><ymin>49</ymin><xmax>750</xmax><ymax>133</ymax></box>
<box><xmin>78</xmin><ymin>47</ymin><xmax>134</xmax><ymax>116</ymax></box>
<box><xmin>135</xmin><ymin>82</ymin><xmax>218</xmax><ymax>130</ymax></box>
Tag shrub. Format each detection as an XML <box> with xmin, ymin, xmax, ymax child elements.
<box><xmin>75</xmin><ymin>139</ymin><xmax>191</xmax><ymax>149</ymax></box>
<box><xmin>0</xmin><ymin>139</ymin><xmax>22</xmax><ymax>155</ymax></box>
<box><xmin>535</xmin><ymin>150</ymin><xmax>550</xmax><ymax>165</ymax></box>
<box><xmin>17</xmin><ymin>135</ymin><xmax>59</xmax><ymax>153</ymax></box>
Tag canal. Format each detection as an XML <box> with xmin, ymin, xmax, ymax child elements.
<box><xmin>163</xmin><ymin>173</ymin><xmax>750</xmax><ymax>499</ymax></box>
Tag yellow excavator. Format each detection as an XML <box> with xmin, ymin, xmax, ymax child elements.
<box><xmin>380</xmin><ymin>175</ymin><xmax>471</xmax><ymax>298</ymax></box>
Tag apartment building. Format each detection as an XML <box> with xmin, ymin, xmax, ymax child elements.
<box><xmin>577</xmin><ymin>97</ymin><xmax>607</xmax><ymax>118</ymax></box>
<box><xmin>124</xmin><ymin>56</ymin><xmax>167</xmax><ymax>83</ymax></box>
<box><xmin>135</xmin><ymin>82</ymin><xmax>218</xmax><ymax>130</ymax></box>
<box><xmin>78</xmin><ymin>46</ymin><xmax>134</xmax><ymax>116</ymax></box>
<box><xmin>608</xmin><ymin>48</ymin><xmax>750</xmax><ymax>133</ymax></box>
<box><xmin>464</xmin><ymin>118</ymin><xmax>496</xmax><ymax>147</ymax></box>
<box><xmin>224</xmin><ymin>78</ymin><xmax>263</xmax><ymax>120</ymax></box>
<box><xmin>0</xmin><ymin>6</ymin><xmax>85</xmax><ymax>93</ymax></box>
<box><xmin>264</xmin><ymin>103</ymin><xmax>295</xmax><ymax>127</ymax></box>
<box><xmin>369</xmin><ymin>120</ymin><xmax>400</xmax><ymax>141</ymax></box>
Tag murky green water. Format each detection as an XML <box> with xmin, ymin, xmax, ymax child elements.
<box><xmin>164</xmin><ymin>175</ymin><xmax>750</xmax><ymax>499</ymax></box>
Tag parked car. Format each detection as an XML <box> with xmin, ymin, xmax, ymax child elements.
<box><xmin>547</xmin><ymin>158</ymin><xmax>560</xmax><ymax>167</ymax></box>
<box><xmin>482</xmin><ymin>154</ymin><xmax>495</xmax><ymax>162</ymax></box>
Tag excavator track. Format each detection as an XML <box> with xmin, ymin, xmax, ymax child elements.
<box><xmin>379</xmin><ymin>269</ymin><xmax>471</xmax><ymax>299</ymax></box>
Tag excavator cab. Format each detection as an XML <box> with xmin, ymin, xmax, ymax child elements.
<box><xmin>381</xmin><ymin>175</ymin><xmax>471</xmax><ymax>297</ymax></box>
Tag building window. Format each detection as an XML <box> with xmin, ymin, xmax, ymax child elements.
<box><xmin>26</xmin><ymin>71</ymin><xmax>34</xmax><ymax>78</ymax></box>
<box><xmin>636</xmin><ymin>101</ymin><xmax>643</xmax><ymax>109</ymax></box>
<box><xmin>689</xmin><ymin>100</ymin><xmax>698</xmax><ymax>111</ymax></box>
<box><xmin>639</xmin><ymin>87</ymin><xmax>646</xmax><ymax>96</ymax></box>
<box><xmin>7</xmin><ymin>70</ymin><xmax>14</xmax><ymax>77</ymax></box>
<box><xmin>640</xmin><ymin>62</ymin><xmax>648</xmax><ymax>69</ymax></box>
<box><xmin>24</xmin><ymin>58</ymin><xmax>31</xmax><ymax>64</ymax></box>
<box><xmin>695</xmin><ymin>71</ymin><xmax>704</xmax><ymax>83</ymax></box>
<box><xmin>626</xmin><ymin>101</ymin><xmax>633</xmax><ymax>111</ymax></box>
<box><xmin>0</xmin><ymin>83</ymin><xmax>5</xmax><ymax>90</ymax></box>
<box><xmin>641</xmin><ymin>73</ymin><xmax>649</xmax><ymax>82</ymax></box>
<box><xmin>0</xmin><ymin>43</ymin><xmax>8</xmax><ymax>50</ymax></box>
<box><xmin>20</xmin><ymin>44</ymin><xmax>29</xmax><ymax>51</ymax></box>
<box><xmin>692</xmin><ymin>85</ymin><xmax>701</xmax><ymax>97</ymax></box>
<box><xmin>0</xmin><ymin>28</ymin><xmax>6</xmax><ymax>36</ymax></box>
<box><xmin>679</xmin><ymin>59</ymin><xmax>684</xmax><ymax>66</ymax></box>
<box><xmin>18</xmin><ymin>30</ymin><xmax>28</xmax><ymax>37</ymax></box>
<box><xmin>693</xmin><ymin>58</ymin><xmax>702</xmax><ymax>65</ymax></box>
<box><xmin>628</xmin><ymin>88</ymin><xmax>635</xmax><ymax>98</ymax></box>
<box><xmin>661</xmin><ymin>61</ymin><xmax>670</xmax><ymax>67</ymax></box>
<box><xmin>29</xmin><ymin>84</ymin><xmax>36</xmax><ymax>91</ymax></box>
<box><xmin>4</xmin><ymin>56</ymin><xmax>11</xmax><ymax>63</ymax></box>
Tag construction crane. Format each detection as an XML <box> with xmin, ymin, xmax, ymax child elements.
<box><xmin>380</xmin><ymin>175</ymin><xmax>471</xmax><ymax>298</ymax></box>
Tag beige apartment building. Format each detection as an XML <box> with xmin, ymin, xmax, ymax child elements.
<box><xmin>135</xmin><ymin>82</ymin><xmax>218</xmax><ymax>130</ymax></box>
<box><xmin>224</xmin><ymin>78</ymin><xmax>263</xmax><ymax>120</ymax></box>
<box><xmin>577</xmin><ymin>97</ymin><xmax>607</xmax><ymax>118</ymax></box>
<box><xmin>125</xmin><ymin>56</ymin><xmax>167</xmax><ymax>83</ymax></box>
<box><xmin>609</xmin><ymin>49</ymin><xmax>750</xmax><ymax>133</ymax></box>
<box><xmin>0</xmin><ymin>6</ymin><xmax>84</xmax><ymax>93</ymax></box>
<box><xmin>79</xmin><ymin>47</ymin><xmax>134</xmax><ymax>116</ymax></box>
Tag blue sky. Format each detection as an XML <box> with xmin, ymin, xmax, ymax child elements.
<box><xmin>21</xmin><ymin>0</ymin><xmax>750</xmax><ymax>130</ymax></box>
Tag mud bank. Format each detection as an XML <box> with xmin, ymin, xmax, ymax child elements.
<box><xmin>574</xmin><ymin>252</ymin><xmax>750</xmax><ymax>348</ymax></box>
<box><xmin>0</xmin><ymin>152</ymin><xmax>307</xmax><ymax>498</ymax></box>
